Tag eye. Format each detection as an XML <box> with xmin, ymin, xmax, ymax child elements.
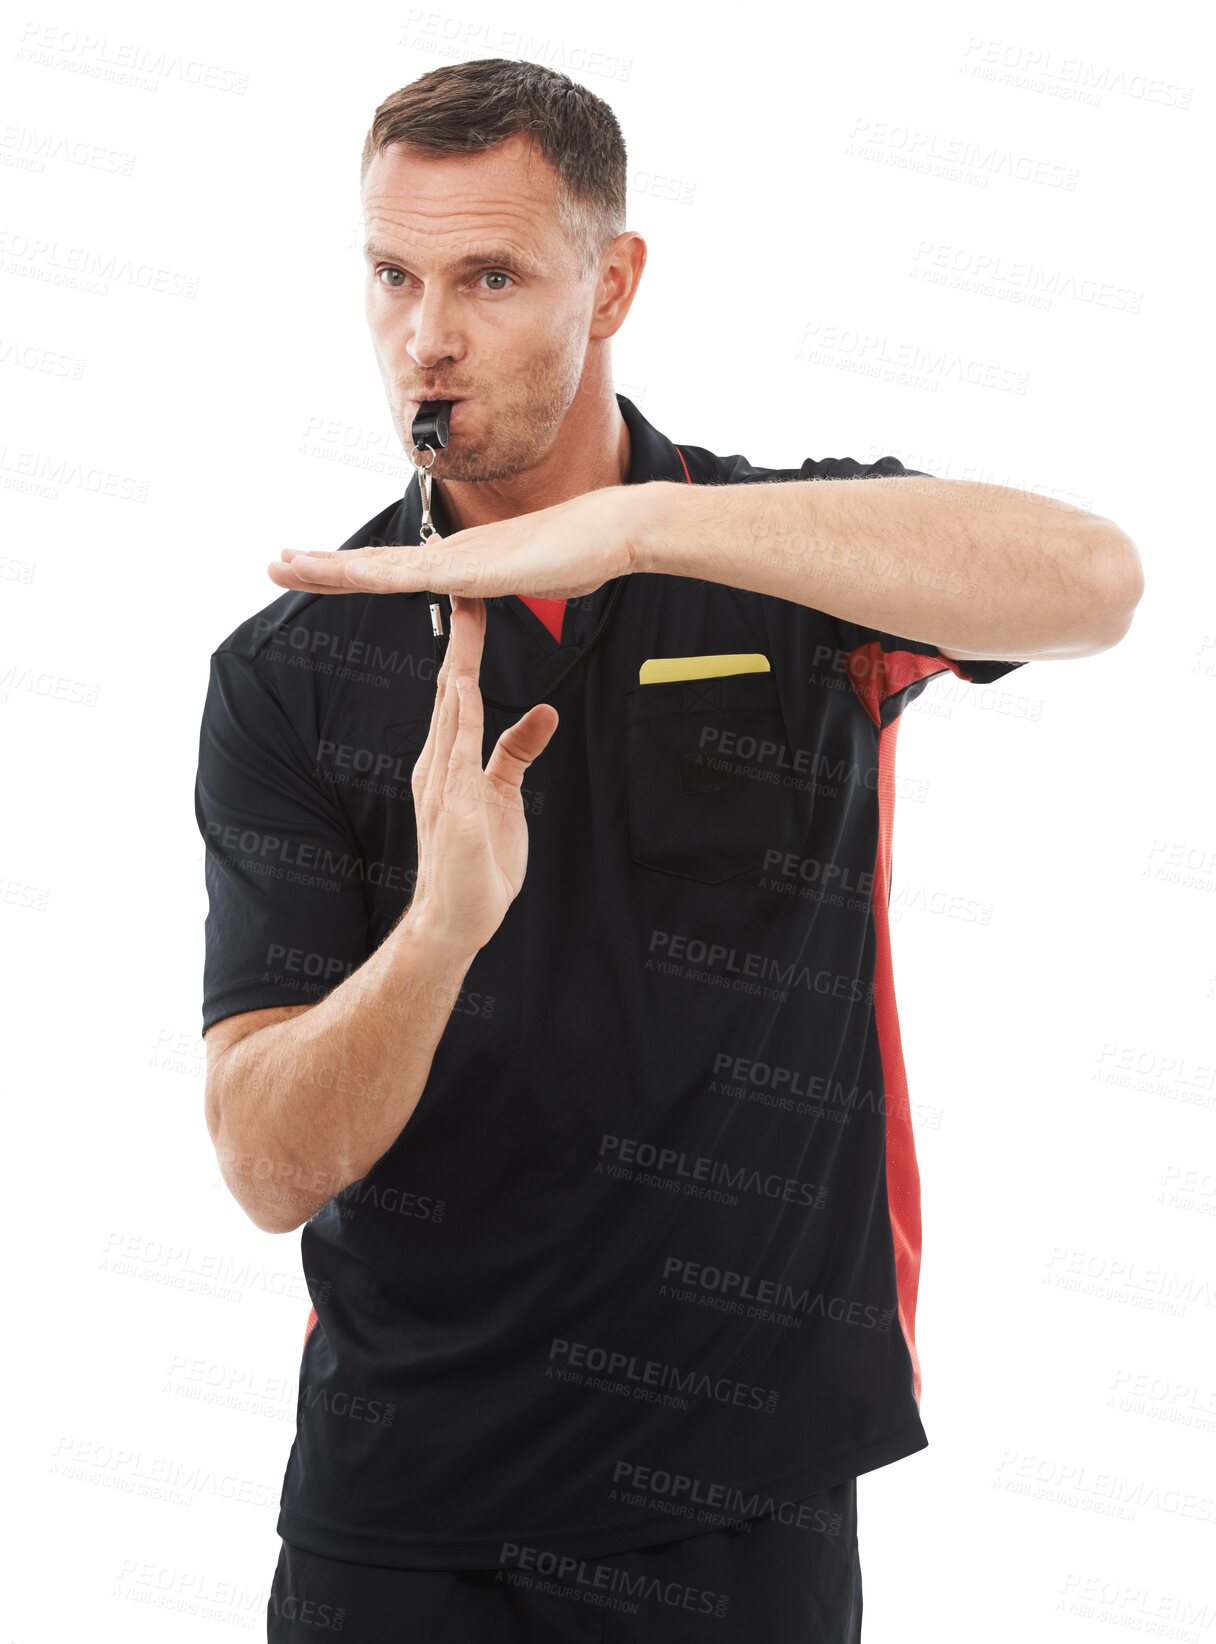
<box><xmin>373</xmin><ymin>266</ymin><xmax>516</xmax><ymax>292</ymax></box>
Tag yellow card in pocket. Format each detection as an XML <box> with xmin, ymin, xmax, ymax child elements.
<box><xmin>638</xmin><ymin>652</ymin><xmax>771</xmax><ymax>686</ymax></box>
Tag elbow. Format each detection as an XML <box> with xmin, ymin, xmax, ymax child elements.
<box><xmin>228</xmin><ymin>1170</ymin><xmax>305</xmax><ymax>1236</ymax></box>
<box><xmin>207</xmin><ymin>1098</ymin><xmax>307</xmax><ymax>1237</ymax></box>
<box><xmin>1085</xmin><ymin>523</ymin><xmax>1145</xmax><ymax>651</ymax></box>
<box><xmin>248</xmin><ymin>1205</ymin><xmax>305</xmax><ymax>1237</ymax></box>
<box><xmin>228</xmin><ymin>1163</ymin><xmax>308</xmax><ymax>1236</ymax></box>
<box><xmin>226</xmin><ymin>1156</ymin><xmax>305</xmax><ymax>1235</ymax></box>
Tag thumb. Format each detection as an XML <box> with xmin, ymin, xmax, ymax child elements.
<box><xmin>486</xmin><ymin>702</ymin><xmax>559</xmax><ymax>788</ymax></box>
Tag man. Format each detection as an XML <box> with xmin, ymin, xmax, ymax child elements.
<box><xmin>196</xmin><ymin>58</ymin><xmax>1143</xmax><ymax>1644</ymax></box>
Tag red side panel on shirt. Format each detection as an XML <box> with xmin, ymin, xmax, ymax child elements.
<box><xmin>842</xmin><ymin>637</ymin><xmax>982</xmax><ymax>1405</ymax></box>
<box><xmin>870</xmin><ymin>714</ymin><xmax>923</xmax><ymax>1405</ymax></box>
<box><xmin>842</xmin><ymin>641</ymin><xmax>978</xmax><ymax>728</ymax></box>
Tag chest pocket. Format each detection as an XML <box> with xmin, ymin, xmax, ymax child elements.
<box><xmin>625</xmin><ymin>669</ymin><xmax>806</xmax><ymax>883</ymax></box>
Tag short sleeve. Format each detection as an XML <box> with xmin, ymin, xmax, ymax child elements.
<box><xmin>831</xmin><ymin>618</ymin><xmax>1028</xmax><ymax>727</ymax></box>
<box><xmin>195</xmin><ymin>649</ymin><xmax>372</xmax><ymax>1035</ymax></box>
<box><xmin>797</xmin><ymin>454</ymin><xmax>1029</xmax><ymax>726</ymax></box>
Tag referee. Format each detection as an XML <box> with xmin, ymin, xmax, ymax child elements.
<box><xmin>195</xmin><ymin>59</ymin><xmax>1143</xmax><ymax>1644</ymax></box>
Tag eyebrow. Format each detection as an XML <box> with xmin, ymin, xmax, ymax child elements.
<box><xmin>362</xmin><ymin>241</ymin><xmax>543</xmax><ymax>277</ymax></box>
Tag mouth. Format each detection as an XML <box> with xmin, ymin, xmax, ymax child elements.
<box><xmin>407</xmin><ymin>397</ymin><xmax>470</xmax><ymax>439</ymax></box>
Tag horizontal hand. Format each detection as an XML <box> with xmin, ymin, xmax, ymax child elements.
<box><xmin>266</xmin><ymin>485</ymin><xmax>640</xmax><ymax>601</ymax></box>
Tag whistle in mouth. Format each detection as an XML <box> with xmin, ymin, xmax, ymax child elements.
<box><xmin>411</xmin><ymin>399</ymin><xmax>454</xmax><ymax>452</ymax></box>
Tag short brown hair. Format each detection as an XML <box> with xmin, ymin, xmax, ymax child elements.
<box><xmin>360</xmin><ymin>58</ymin><xmax>627</xmax><ymax>278</ymax></box>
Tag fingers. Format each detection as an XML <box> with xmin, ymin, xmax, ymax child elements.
<box><xmin>441</xmin><ymin>597</ymin><xmax>487</xmax><ymax>813</ymax></box>
<box><xmin>419</xmin><ymin>620</ymin><xmax>462</xmax><ymax>820</ymax></box>
<box><xmin>446</xmin><ymin>670</ymin><xmax>486</xmax><ymax>817</ymax></box>
<box><xmin>410</xmin><ymin>606</ymin><xmax>454</xmax><ymax>801</ymax></box>
<box><xmin>447</xmin><ymin>594</ymin><xmax>487</xmax><ymax>692</ymax></box>
<box><xmin>420</xmin><ymin>596</ymin><xmax>486</xmax><ymax>818</ymax></box>
<box><xmin>452</xmin><ymin>592</ymin><xmax>486</xmax><ymax>645</ymax></box>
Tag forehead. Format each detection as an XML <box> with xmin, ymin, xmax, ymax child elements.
<box><xmin>361</xmin><ymin>137</ymin><xmax>566</xmax><ymax>262</ymax></box>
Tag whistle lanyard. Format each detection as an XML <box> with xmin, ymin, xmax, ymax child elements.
<box><xmin>407</xmin><ymin>416</ymin><xmax>685</xmax><ymax>718</ymax></box>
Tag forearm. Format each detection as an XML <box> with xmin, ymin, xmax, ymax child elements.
<box><xmin>210</xmin><ymin>906</ymin><xmax>477</xmax><ymax>1234</ymax></box>
<box><xmin>632</xmin><ymin>475</ymin><xmax>1142</xmax><ymax>660</ymax></box>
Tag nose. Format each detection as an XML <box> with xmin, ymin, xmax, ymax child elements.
<box><xmin>407</xmin><ymin>285</ymin><xmax>465</xmax><ymax>375</ymax></box>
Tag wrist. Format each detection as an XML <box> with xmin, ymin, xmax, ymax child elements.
<box><xmin>396</xmin><ymin>901</ymin><xmax>479</xmax><ymax>972</ymax></box>
<box><xmin>628</xmin><ymin>480</ymin><xmax>683</xmax><ymax>576</ymax></box>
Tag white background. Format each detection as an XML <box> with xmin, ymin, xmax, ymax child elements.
<box><xmin>3</xmin><ymin>0</ymin><xmax>1213</xmax><ymax>1638</ymax></box>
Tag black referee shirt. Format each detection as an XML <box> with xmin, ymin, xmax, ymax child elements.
<box><xmin>195</xmin><ymin>392</ymin><xmax>1027</xmax><ymax>1568</ymax></box>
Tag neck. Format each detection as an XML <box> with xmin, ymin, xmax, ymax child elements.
<box><xmin>432</xmin><ymin>382</ymin><xmax>631</xmax><ymax>534</ymax></box>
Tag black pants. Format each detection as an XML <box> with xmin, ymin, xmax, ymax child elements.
<box><xmin>267</xmin><ymin>1477</ymin><xmax>862</xmax><ymax>1642</ymax></box>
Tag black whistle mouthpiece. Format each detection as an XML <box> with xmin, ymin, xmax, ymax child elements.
<box><xmin>411</xmin><ymin>399</ymin><xmax>453</xmax><ymax>451</ymax></box>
